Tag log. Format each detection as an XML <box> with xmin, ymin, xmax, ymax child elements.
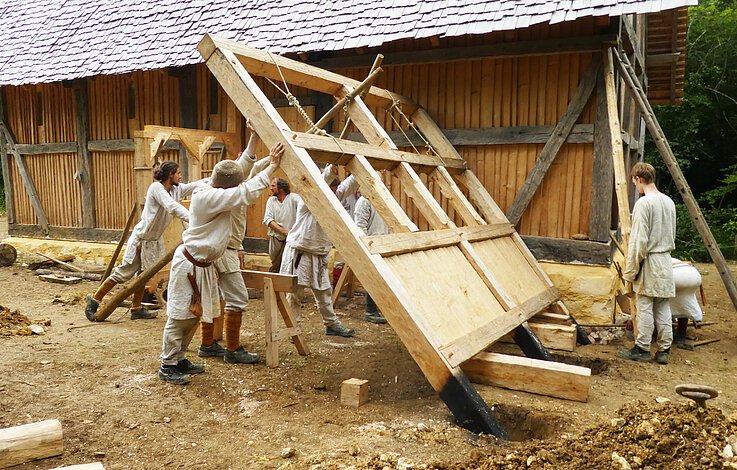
<box><xmin>0</xmin><ymin>419</ymin><xmax>63</xmax><ymax>468</ymax></box>
<box><xmin>50</xmin><ymin>464</ymin><xmax>105</xmax><ymax>470</ymax></box>
<box><xmin>34</xmin><ymin>253</ymin><xmax>84</xmax><ymax>273</ymax></box>
<box><xmin>100</xmin><ymin>204</ymin><xmax>137</xmax><ymax>285</ymax></box>
<box><xmin>0</xmin><ymin>243</ymin><xmax>17</xmax><ymax>267</ymax></box>
<box><xmin>34</xmin><ymin>269</ymin><xmax>102</xmax><ymax>281</ymax></box>
<box><xmin>462</xmin><ymin>352</ymin><xmax>591</xmax><ymax>402</ymax></box>
<box><xmin>28</xmin><ymin>254</ymin><xmax>75</xmax><ymax>270</ymax></box>
<box><xmin>93</xmin><ymin>244</ymin><xmax>179</xmax><ymax>322</ymax></box>
<box><xmin>39</xmin><ymin>274</ymin><xmax>82</xmax><ymax>285</ymax></box>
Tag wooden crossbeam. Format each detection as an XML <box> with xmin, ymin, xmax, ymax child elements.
<box><xmin>430</xmin><ymin>166</ymin><xmax>486</xmax><ymax>226</ymax></box>
<box><xmin>506</xmin><ymin>57</ymin><xmax>601</xmax><ymax>225</ymax></box>
<box><xmin>310</xmin><ymin>67</ymin><xmax>383</xmax><ymax>133</ymax></box>
<box><xmin>462</xmin><ymin>352</ymin><xmax>591</xmax><ymax>402</ymax></box>
<box><xmin>363</xmin><ymin>224</ymin><xmax>514</xmax><ymax>257</ymax></box>
<box><xmin>199</xmin><ymin>34</ymin><xmax>414</xmax><ymax>113</ymax></box>
<box><xmin>242</xmin><ymin>270</ymin><xmax>297</xmax><ymax>293</ymax></box>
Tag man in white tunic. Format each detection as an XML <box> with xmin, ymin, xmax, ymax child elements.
<box><xmin>263</xmin><ymin>178</ymin><xmax>299</xmax><ymax>273</ymax></box>
<box><xmin>353</xmin><ymin>195</ymin><xmax>388</xmax><ymax>325</ymax></box>
<box><xmin>158</xmin><ymin>150</ymin><xmax>282</xmax><ymax>385</ymax></box>
<box><xmin>618</xmin><ymin>162</ymin><xmax>676</xmax><ymax>365</ymax></box>
<box><xmin>85</xmin><ymin>161</ymin><xmax>195</xmax><ymax>321</ymax></box>
<box><xmin>279</xmin><ymin>165</ymin><xmax>357</xmax><ymax>338</ymax></box>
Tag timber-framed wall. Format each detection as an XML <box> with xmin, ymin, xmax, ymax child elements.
<box><xmin>0</xmin><ymin>11</ymin><xmax>681</xmax><ymax>265</ymax></box>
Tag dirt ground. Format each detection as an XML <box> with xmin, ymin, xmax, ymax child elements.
<box><xmin>1</xmin><ymin>216</ymin><xmax>737</xmax><ymax>469</ymax></box>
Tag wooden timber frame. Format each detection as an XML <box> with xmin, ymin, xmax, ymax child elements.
<box><xmin>132</xmin><ymin>125</ymin><xmax>240</xmax><ymax>213</ymax></box>
<box><xmin>199</xmin><ymin>34</ymin><xmax>577</xmax><ymax>437</ymax></box>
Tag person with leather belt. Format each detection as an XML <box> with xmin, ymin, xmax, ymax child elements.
<box><xmin>618</xmin><ymin>162</ymin><xmax>677</xmax><ymax>365</ymax></box>
<box><xmin>158</xmin><ymin>145</ymin><xmax>283</xmax><ymax>385</ymax></box>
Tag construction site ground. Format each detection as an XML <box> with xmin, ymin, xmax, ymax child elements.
<box><xmin>1</xmin><ymin>217</ymin><xmax>737</xmax><ymax>469</ymax></box>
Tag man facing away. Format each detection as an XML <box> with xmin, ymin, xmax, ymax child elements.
<box><xmin>353</xmin><ymin>194</ymin><xmax>388</xmax><ymax>325</ymax></box>
<box><xmin>263</xmin><ymin>178</ymin><xmax>299</xmax><ymax>273</ymax></box>
<box><xmin>85</xmin><ymin>161</ymin><xmax>194</xmax><ymax>321</ymax></box>
<box><xmin>618</xmin><ymin>162</ymin><xmax>677</xmax><ymax>365</ymax></box>
<box><xmin>158</xmin><ymin>150</ymin><xmax>282</xmax><ymax>385</ymax></box>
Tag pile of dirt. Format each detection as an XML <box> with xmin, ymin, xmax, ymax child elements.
<box><xmin>0</xmin><ymin>305</ymin><xmax>49</xmax><ymax>336</ymax></box>
<box><xmin>432</xmin><ymin>402</ymin><xmax>737</xmax><ymax>470</ymax></box>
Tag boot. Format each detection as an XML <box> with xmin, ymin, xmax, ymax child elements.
<box><xmin>224</xmin><ymin>346</ymin><xmax>260</xmax><ymax>364</ymax></box>
<box><xmin>617</xmin><ymin>345</ymin><xmax>651</xmax><ymax>362</ymax></box>
<box><xmin>84</xmin><ymin>295</ymin><xmax>99</xmax><ymax>322</ymax></box>
<box><xmin>176</xmin><ymin>359</ymin><xmax>205</xmax><ymax>374</ymax></box>
<box><xmin>655</xmin><ymin>348</ymin><xmax>670</xmax><ymax>365</ymax></box>
<box><xmin>326</xmin><ymin>322</ymin><xmax>355</xmax><ymax>337</ymax></box>
<box><xmin>364</xmin><ymin>312</ymin><xmax>387</xmax><ymax>324</ymax></box>
<box><xmin>158</xmin><ymin>364</ymin><xmax>190</xmax><ymax>385</ymax></box>
<box><xmin>198</xmin><ymin>341</ymin><xmax>227</xmax><ymax>357</ymax></box>
<box><xmin>130</xmin><ymin>307</ymin><xmax>157</xmax><ymax>320</ymax></box>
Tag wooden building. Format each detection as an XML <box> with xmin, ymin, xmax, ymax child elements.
<box><xmin>0</xmin><ymin>1</ymin><xmax>693</xmax><ymax>269</ymax></box>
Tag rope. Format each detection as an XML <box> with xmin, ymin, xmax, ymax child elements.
<box><xmin>387</xmin><ymin>99</ymin><xmax>442</xmax><ymax>158</ymax></box>
<box><xmin>265</xmin><ymin>52</ymin><xmax>326</xmax><ymax>135</ymax></box>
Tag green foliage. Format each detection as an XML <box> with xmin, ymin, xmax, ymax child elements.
<box><xmin>674</xmin><ymin>204</ymin><xmax>737</xmax><ymax>261</ymax></box>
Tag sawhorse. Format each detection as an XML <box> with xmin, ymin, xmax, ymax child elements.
<box><xmin>242</xmin><ymin>270</ymin><xmax>310</xmax><ymax>368</ymax></box>
<box><xmin>331</xmin><ymin>263</ymin><xmax>356</xmax><ymax>306</ymax></box>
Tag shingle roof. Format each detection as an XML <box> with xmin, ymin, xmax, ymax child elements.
<box><xmin>0</xmin><ymin>0</ymin><xmax>697</xmax><ymax>86</ymax></box>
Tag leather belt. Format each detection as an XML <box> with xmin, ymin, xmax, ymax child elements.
<box><xmin>182</xmin><ymin>247</ymin><xmax>211</xmax><ymax>268</ymax></box>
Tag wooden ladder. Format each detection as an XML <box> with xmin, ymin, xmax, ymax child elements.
<box><xmin>612</xmin><ymin>48</ymin><xmax>737</xmax><ymax>310</ymax></box>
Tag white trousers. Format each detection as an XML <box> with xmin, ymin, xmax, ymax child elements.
<box><xmin>287</xmin><ymin>286</ymin><xmax>339</xmax><ymax>327</ymax></box>
<box><xmin>635</xmin><ymin>295</ymin><xmax>673</xmax><ymax>351</ymax></box>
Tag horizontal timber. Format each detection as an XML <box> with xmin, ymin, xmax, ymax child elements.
<box><xmin>289</xmin><ymin>131</ymin><xmax>466</xmax><ymax>173</ymax></box>
<box><xmin>462</xmin><ymin>352</ymin><xmax>591</xmax><ymax>402</ymax></box>
<box><xmin>521</xmin><ymin>236</ymin><xmax>612</xmax><ymax>266</ymax></box>
<box><xmin>363</xmin><ymin>224</ymin><xmax>514</xmax><ymax>257</ymax></box>
<box><xmin>439</xmin><ymin>287</ymin><xmax>560</xmax><ymax>368</ymax></box>
<box><xmin>498</xmin><ymin>322</ymin><xmax>577</xmax><ymax>352</ymax></box>
<box><xmin>242</xmin><ymin>269</ymin><xmax>297</xmax><ymax>293</ymax></box>
<box><xmin>11</xmin><ymin>142</ymin><xmax>77</xmax><ymax>155</ymax></box>
<box><xmin>9</xmin><ymin>224</ymin><xmax>122</xmax><ymax>242</ymax></box>
<box><xmin>310</xmin><ymin>34</ymin><xmax>617</xmax><ymax>69</ymax></box>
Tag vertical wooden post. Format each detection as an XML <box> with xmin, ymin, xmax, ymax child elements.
<box><xmin>74</xmin><ymin>79</ymin><xmax>96</xmax><ymax>228</ymax></box>
<box><xmin>264</xmin><ymin>277</ymin><xmax>279</xmax><ymax>368</ymax></box>
<box><xmin>0</xmin><ymin>88</ymin><xmax>15</xmax><ymax>224</ymax></box>
<box><xmin>178</xmin><ymin>65</ymin><xmax>197</xmax><ymax>182</ymax></box>
<box><xmin>588</xmin><ymin>70</ymin><xmax>614</xmax><ymax>242</ymax></box>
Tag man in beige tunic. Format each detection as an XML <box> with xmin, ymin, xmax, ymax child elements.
<box><xmin>618</xmin><ymin>162</ymin><xmax>676</xmax><ymax>365</ymax></box>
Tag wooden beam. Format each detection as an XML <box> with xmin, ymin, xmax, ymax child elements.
<box><xmin>1</xmin><ymin>125</ymin><xmax>49</xmax><ymax>235</ymax></box>
<box><xmin>462</xmin><ymin>352</ymin><xmax>591</xmax><ymax>402</ymax></box>
<box><xmin>395</xmin><ymin>162</ymin><xmax>454</xmax><ymax>230</ymax></box>
<box><xmin>438</xmin><ymin>287</ymin><xmax>559</xmax><ymax>368</ymax></box>
<box><xmin>309</xmin><ymin>68</ymin><xmax>383</xmax><ymax>133</ymax></box>
<box><xmin>499</xmin><ymin>322</ymin><xmax>577</xmax><ymax>352</ymax></box>
<box><xmin>74</xmin><ymin>79</ymin><xmax>95</xmax><ymax>228</ymax></box>
<box><xmin>88</xmin><ymin>139</ymin><xmax>134</xmax><ymax>152</ymax></box>
<box><xmin>198</xmin><ymin>34</ymin><xmax>415</xmax><ymax>113</ymax></box>
<box><xmin>521</xmin><ymin>235</ymin><xmax>612</xmax><ymax>266</ymax></box>
<box><xmin>9</xmin><ymin>142</ymin><xmax>77</xmax><ymax>155</ymax></box>
<box><xmin>430</xmin><ymin>166</ymin><xmax>486</xmax><ymax>226</ymax></box>
<box><xmin>0</xmin><ymin>419</ymin><xmax>64</xmax><ymax>468</ymax></box>
<box><xmin>310</xmin><ymin>34</ymin><xmax>617</xmax><ymax>69</ymax></box>
<box><xmin>506</xmin><ymin>57</ymin><xmax>601</xmax><ymax>225</ymax></box>
<box><xmin>364</xmin><ymin>224</ymin><xmax>515</xmax><ymax>257</ymax></box>
<box><xmin>201</xmin><ymin>41</ymin><xmax>506</xmax><ymax>437</ymax></box>
<box><xmin>241</xmin><ymin>269</ymin><xmax>297</xmax><ymax>293</ymax></box>
<box><xmin>605</xmin><ymin>48</ymin><xmax>631</xmax><ymax>248</ymax></box>
<box><xmin>453</xmin><ymin>170</ymin><xmax>507</xmax><ymax>224</ymax></box>
<box><xmin>410</xmin><ymin>107</ymin><xmax>466</xmax><ymax>165</ymax></box>
<box><xmin>8</xmin><ymin>223</ymin><xmax>122</xmax><ymax>242</ymax></box>
<box><xmin>621</xmin><ymin>16</ymin><xmax>646</xmax><ymax>75</ymax></box>
<box><xmin>345</xmin><ymin>154</ymin><xmax>418</xmax><ymax>233</ymax></box>
<box><xmin>0</xmin><ymin>90</ymin><xmax>14</xmax><ymax>224</ymax></box>
<box><xmin>589</xmin><ymin>70</ymin><xmax>614</xmax><ymax>242</ymax></box>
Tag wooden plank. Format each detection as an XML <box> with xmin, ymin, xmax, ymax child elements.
<box><xmin>345</xmin><ymin>154</ymin><xmax>418</xmax><ymax>233</ymax></box>
<box><xmin>364</xmin><ymin>224</ymin><xmax>514</xmax><ymax>257</ymax></box>
<box><xmin>521</xmin><ymin>235</ymin><xmax>612</xmax><ymax>266</ymax></box>
<box><xmin>201</xmin><ymin>41</ymin><xmax>506</xmax><ymax>436</ymax></box>
<box><xmin>453</xmin><ymin>169</ymin><xmax>507</xmax><ymax>224</ymax></box>
<box><xmin>74</xmin><ymin>80</ymin><xmax>95</xmax><ymax>228</ymax></box>
<box><xmin>499</xmin><ymin>322</ymin><xmax>577</xmax><ymax>352</ymax></box>
<box><xmin>311</xmin><ymin>34</ymin><xmax>618</xmax><ymax>69</ymax></box>
<box><xmin>410</xmin><ymin>107</ymin><xmax>465</xmax><ymax>165</ymax></box>
<box><xmin>0</xmin><ymin>100</ymin><xmax>14</xmax><ymax>224</ymax></box>
<box><xmin>459</xmin><ymin>239</ymin><xmax>516</xmax><ymax>310</ymax></box>
<box><xmin>430</xmin><ymin>166</ymin><xmax>486</xmax><ymax>226</ymax></box>
<box><xmin>8</xmin><ymin>142</ymin><xmax>78</xmax><ymax>155</ymax></box>
<box><xmin>8</xmin><ymin>223</ymin><xmax>122</xmax><ymax>242</ymax></box>
<box><xmin>198</xmin><ymin>34</ymin><xmax>413</xmax><ymax>113</ymax></box>
<box><xmin>241</xmin><ymin>270</ymin><xmax>297</xmax><ymax>293</ymax></box>
<box><xmin>589</xmin><ymin>69</ymin><xmax>614</xmax><ymax>242</ymax></box>
<box><xmin>0</xmin><ymin>419</ymin><xmax>63</xmax><ymax>468</ymax></box>
<box><xmin>506</xmin><ymin>57</ymin><xmax>601</xmax><ymax>225</ymax></box>
<box><xmin>1</xmin><ymin>125</ymin><xmax>49</xmax><ymax>235</ymax></box>
<box><xmin>87</xmin><ymin>139</ymin><xmax>135</xmax><ymax>152</ymax></box>
<box><xmin>264</xmin><ymin>276</ymin><xmax>280</xmax><ymax>368</ymax></box>
<box><xmin>395</xmin><ymin>162</ymin><xmax>454</xmax><ymax>230</ymax></box>
<box><xmin>605</xmin><ymin>48</ymin><xmax>631</xmax><ymax>248</ymax></box>
<box><xmin>439</xmin><ymin>287</ymin><xmax>559</xmax><ymax>368</ymax></box>
<box><xmin>462</xmin><ymin>352</ymin><xmax>590</xmax><ymax>402</ymax></box>
<box><xmin>530</xmin><ymin>311</ymin><xmax>572</xmax><ymax>325</ymax></box>
<box><xmin>276</xmin><ymin>291</ymin><xmax>309</xmax><ymax>355</ymax></box>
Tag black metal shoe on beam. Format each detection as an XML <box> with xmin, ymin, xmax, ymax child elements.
<box><xmin>569</xmin><ymin>314</ymin><xmax>593</xmax><ymax>345</ymax></box>
<box><xmin>513</xmin><ymin>322</ymin><xmax>552</xmax><ymax>361</ymax></box>
<box><xmin>439</xmin><ymin>370</ymin><xmax>509</xmax><ymax>440</ymax></box>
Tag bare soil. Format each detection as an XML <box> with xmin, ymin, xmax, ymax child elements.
<box><xmin>1</xmin><ymin>222</ymin><xmax>736</xmax><ymax>469</ymax></box>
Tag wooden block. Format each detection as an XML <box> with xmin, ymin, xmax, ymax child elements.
<box><xmin>498</xmin><ymin>322</ymin><xmax>577</xmax><ymax>352</ymax></box>
<box><xmin>530</xmin><ymin>311</ymin><xmax>572</xmax><ymax>325</ymax></box>
<box><xmin>0</xmin><ymin>419</ymin><xmax>63</xmax><ymax>468</ymax></box>
<box><xmin>462</xmin><ymin>352</ymin><xmax>591</xmax><ymax>402</ymax></box>
<box><xmin>39</xmin><ymin>274</ymin><xmax>82</xmax><ymax>285</ymax></box>
<box><xmin>340</xmin><ymin>378</ymin><xmax>369</xmax><ymax>407</ymax></box>
<box><xmin>50</xmin><ymin>464</ymin><xmax>105</xmax><ymax>470</ymax></box>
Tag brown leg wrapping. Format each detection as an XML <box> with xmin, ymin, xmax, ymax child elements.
<box><xmin>131</xmin><ymin>286</ymin><xmax>146</xmax><ymax>309</ymax></box>
<box><xmin>214</xmin><ymin>301</ymin><xmax>225</xmax><ymax>342</ymax></box>
<box><xmin>93</xmin><ymin>278</ymin><xmax>117</xmax><ymax>303</ymax></box>
<box><xmin>201</xmin><ymin>321</ymin><xmax>214</xmax><ymax>347</ymax></box>
<box><xmin>224</xmin><ymin>310</ymin><xmax>243</xmax><ymax>352</ymax></box>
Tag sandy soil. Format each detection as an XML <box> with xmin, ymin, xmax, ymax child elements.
<box><xmin>1</xmin><ymin>241</ymin><xmax>736</xmax><ymax>469</ymax></box>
